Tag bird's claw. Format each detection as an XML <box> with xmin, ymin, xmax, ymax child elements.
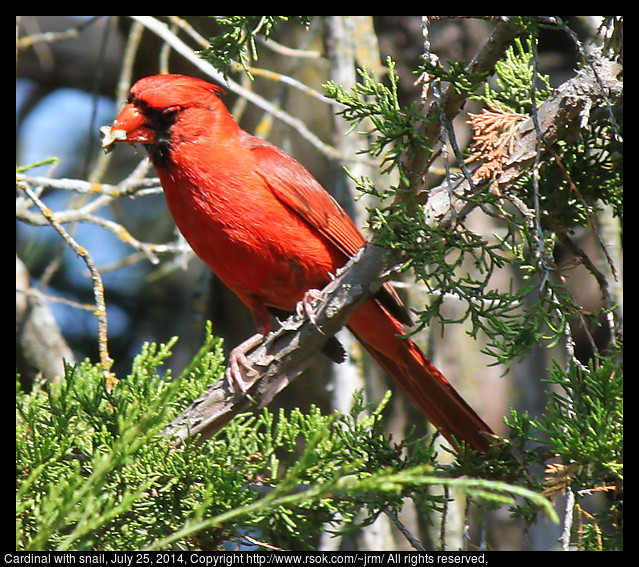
<box><xmin>296</xmin><ymin>288</ymin><xmax>327</xmax><ymax>332</ymax></box>
<box><xmin>226</xmin><ymin>334</ymin><xmax>264</xmax><ymax>403</ymax></box>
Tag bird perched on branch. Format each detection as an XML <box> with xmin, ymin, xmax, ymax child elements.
<box><xmin>102</xmin><ymin>74</ymin><xmax>495</xmax><ymax>453</ymax></box>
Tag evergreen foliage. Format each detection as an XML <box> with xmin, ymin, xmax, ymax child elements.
<box><xmin>17</xmin><ymin>326</ymin><xmax>555</xmax><ymax>550</ymax></box>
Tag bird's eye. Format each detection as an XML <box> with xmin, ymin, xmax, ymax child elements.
<box><xmin>157</xmin><ymin>107</ymin><xmax>180</xmax><ymax>126</ymax></box>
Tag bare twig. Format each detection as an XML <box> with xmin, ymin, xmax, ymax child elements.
<box><xmin>16</xmin><ymin>175</ymin><xmax>174</xmax><ymax>265</ymax></box>
<box><xmin>16</xmin><ymin>174</ymin><xmax>162</xmax><ymax>197</ymax></box>
<box><xmin>384</xmin><ymin>508</ymin><xmax>426</xmax><ymax>551</ymax></box>
<box><xmin>17</xmin><ymin>180</ymin><xmax>115</xmax><ymax>386</ymax></box>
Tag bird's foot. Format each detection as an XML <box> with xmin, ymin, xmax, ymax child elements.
<box><xmin>225</xmin><ymin>333</ymin><xmax>264</xmax><ymax>402</ymax></box>
<box><xmin>296</xmin><ymin>288</ymin><xmax>327</xmax><ymax>332</ymax></box>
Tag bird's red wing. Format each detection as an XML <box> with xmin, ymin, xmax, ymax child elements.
<box><xmin>247</xmin><ymin>136</ymin><xmax>366</xmax><ymax>258</ymax></box>
<box><xmin>247</xmin><ymin>134</ymin><xmax>411</xmax><ymax>325</ymax></box>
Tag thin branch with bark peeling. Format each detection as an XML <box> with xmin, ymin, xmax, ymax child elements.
<box><xmin>17</xmin><ymin>180</ymin><xmax>115</xmax><ymax>385</ymax></box>
<box><xmin>496</xmin><ymin>54</ymin><xmax>622</xmax><ymax>187</ymax></box>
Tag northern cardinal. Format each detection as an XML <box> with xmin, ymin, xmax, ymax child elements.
<box><xmin>102</xmin><ymin>74</ymin><xmax>494</xmax><ymax>452</ymax></box>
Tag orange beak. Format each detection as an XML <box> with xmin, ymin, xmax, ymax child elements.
<box><xmin>101</xmin><ymin>103</ymin><xmax>155</xmax><ymax>152</ymax></box>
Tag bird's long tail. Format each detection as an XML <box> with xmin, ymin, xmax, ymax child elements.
<box><xmin>348</xmin><ymin>299</ymin><xmax>494</xmax><ymax>453</ymax></box>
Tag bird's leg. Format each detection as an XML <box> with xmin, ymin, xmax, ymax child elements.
<box><xmin>226</xmin><ymin>333</ymin><xmax>264</xmax><ymax>398</ymax></box>
<box><xmin>223</xmin><ymin>299</ymin><xmax>276</xmax><ymax>399</ymax></box>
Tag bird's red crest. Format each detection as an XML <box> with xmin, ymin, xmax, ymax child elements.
<box><xmin>129</xmin><ymin>74</ymin><xmax>226</xmax><ymax>110</ymax></box>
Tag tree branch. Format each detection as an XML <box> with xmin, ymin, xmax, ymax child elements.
<box><xmin>496</xmin><ymin>53</ymin><xmax>622</xmax><ymax>187</ymax></box>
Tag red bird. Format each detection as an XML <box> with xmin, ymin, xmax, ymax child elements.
<box><xmin>103</xmin><ymin>74</ymin><xmax>494</xmax><ymax>452</ymax></box>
